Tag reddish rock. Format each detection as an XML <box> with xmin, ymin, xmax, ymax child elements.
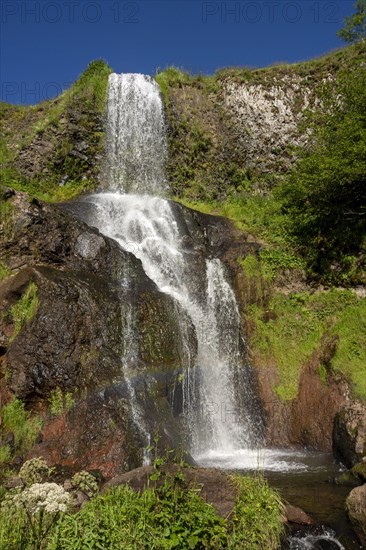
<box><xmin>284</xmin><ymin>504</ymin><xmax>314</xmax><ymax>525</ymax></box>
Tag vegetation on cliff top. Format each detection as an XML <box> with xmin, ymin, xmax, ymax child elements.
<box><xmin>0</xmin><ymin>59</ymin><xmax>111</xmax><ymax>202</ymax></box>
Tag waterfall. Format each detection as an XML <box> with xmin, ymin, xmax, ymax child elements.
<box><xmin>81</xmin><ymin>192</ymin><xmax>264</xmax><ymax>456</ymax></box>
<box><xmin>101</xmin><ymin>73</ymin><xmax>168</xmax><ymax>194</ymax></box>
<box><xmin>90</xmin><ymin>73</ymin><xmax>264</xmax><ymax>458</ymax></box>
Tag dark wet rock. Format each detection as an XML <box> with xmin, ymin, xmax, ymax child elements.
<box><xmin>0</xmin><ymin>191</ymin><xmax>197</xmax><ymax>476</ymax></box>
<box><xmin>351</xmin><ymin>461</ymin><xmax>366</xmax><ymax>483</ymax></box>
<box><xmin>333</xmin><ymin>470</ymin><xmax>362</xmax><ymax>487</ymax></box>
<box><xmin>333</xmin><ymin>403</ymin><xmax>366</xmax><ymax>468</ymax></box>
<box><xmin>346</xmin><ymin>484</ymin><xmax>366</xmax><ymax>547</ymax></box>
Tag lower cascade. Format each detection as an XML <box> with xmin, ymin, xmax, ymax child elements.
<box><xmin>79</xmin><ymin>192</ymin><xmax>264</xmax><ymax>458</ymax></box>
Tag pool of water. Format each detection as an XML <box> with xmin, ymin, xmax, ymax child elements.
<box><xmin>195</xmin><ymin>449</ymin><xmax>362</xmax><ymax>550</ymax></box>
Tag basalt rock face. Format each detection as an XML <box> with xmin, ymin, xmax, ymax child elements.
<box><xmin>0</xmin><ymin>191</ymin><xmax>197</xmax><ymax>477</ymax></box>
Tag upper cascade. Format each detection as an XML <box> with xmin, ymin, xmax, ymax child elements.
<box><xmin>101</xmin><ymin>73</ymin><xmax>168</xmax><ymax>195</ymax></box>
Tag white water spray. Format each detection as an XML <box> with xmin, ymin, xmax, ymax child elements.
<box><xmin>81</xmin><ymin>193</ymin><xmax>264</xmax><ymax>456</ymax></box>
<box><xmin>101</xmin><ymin>73</ymin><xmax>168</xmax><ymax>194</ymax></box>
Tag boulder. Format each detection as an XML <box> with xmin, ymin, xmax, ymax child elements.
<box><xmin>346</xmin><ymin>484</ymin><xmax>366</xmax><ymax>547</ymax></box>
<box><xmin>284</xmin><ymin>504</ymin><xmax>314</xmax><ymax>525</ymax></box>
<box><xmin>333</xmin><ymin>403</ymin><xmax>366</xmax><ymax>468</ymax></box>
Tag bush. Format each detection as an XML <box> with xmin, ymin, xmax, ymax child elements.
<box><xmin>20</xmin><ymin>458</ymin><xmax>53</xmax><ymax>486</ymax></box>
<box><xmin>281</xmin><ymin>57</ymin><xmax>366</xmax><ymax>283</ymax></box>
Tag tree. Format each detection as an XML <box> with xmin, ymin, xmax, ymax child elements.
<box><xmin>337</xmin><ymin>0</ymin><xmax>366</xmax><ymax>43</ymax></box>
<box><xmin>281</xmin><ymin>56</ymin><xmax>366</xmax><ymax>282</ymax></box>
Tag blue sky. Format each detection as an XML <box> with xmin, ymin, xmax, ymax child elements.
<box><xmin>0</xmin><ymin>0</ymin><xmax>356</xmax><ymax>104</ymax></box>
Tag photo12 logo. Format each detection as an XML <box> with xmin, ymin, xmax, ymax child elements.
<box><xmin>1</xmin><ymin>1</ymin><xmax>140</xmax><ymax>24</ymax></box>
<box><xmin>201</xmin><ymin>1</ymin><xmax>341</xmax><ymax>24</ymax></box>
<box><xmin>1</xmin><ymin>81</ymin><xmax>73</xmax><ymax>103</ymax></box>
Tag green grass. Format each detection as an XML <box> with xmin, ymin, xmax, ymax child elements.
<box><xmin>177</xmin><ymin>193</ymin><xmax>289</xmax><ymax>245</ymax></box>
<box><xmin>0</xmin><ymin>397</ymin><xmax>42</xmax><ymax>471</ymax></box>
<box><xmin>248</xmin><ymin>289</ymin><xmax>366</xmax><ymax>401</ymax></box>
<box><xmin>0</xmin><ymin>198</ymin><xmax>16</xmax><ymax>238</ymax></box>
<box><xmin>0</xmin><ymin>262</ymin><xmax>11</xmax><ymax>281</ymax></box>
<box><xmin>229</xmin><ymin>474</ymin><xmax>283</xmax><ymax>549</ymax></box>
<box><xmin>10</xmin><ymin>281</ymin><xmax>38</xmax><ymax>341</ymax></box>
<box><xmin>0</xmin><ymin>59</ymin><xmax>111</xmax><ymax>203</ymax></box>
<box><xmin>177</xmin><ymin>193</ymin><xmax>304</xmax><ymax>281</ymax></box>
<box><xmin>0</xmin><ymin>466</ymin><xmax>284</xmax><ymax>549</ymax></box>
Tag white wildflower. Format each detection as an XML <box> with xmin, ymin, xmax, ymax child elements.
<box><xmin>15</xmin><ymin>482</ymin><xmax>70</xmax><ymax>515</ymax></box>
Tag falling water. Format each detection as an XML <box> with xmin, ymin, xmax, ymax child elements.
<box><xmin>80</xmin><ymin>192</ymin><xmax>264</xmax><ymax>456</ymax></box>
<box><xmin>101</xmin><ymin>73</ymin><xmax>168</xmax><ymax>194</ymax></box>
<box><xmin>95</xmin><ymin>73</ymin><xmax>265</xmax><ymax>455</ymax></box>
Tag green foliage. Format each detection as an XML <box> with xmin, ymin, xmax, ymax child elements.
<box><xmin>0</xmin><ymin>198</ymin><xmax>16</xmax><ymax>238</ymax></box>
<box><xmin>249</xmin><ymin>290</ymin><xmax>366</xmax><ymax>400</ymax></box>
<box><xmin>0</xmin><ymin>499</ymin><xmax>29</xmax><ymax>550</ymax></box>
<box><xmin>50</xmin><ymin>475</ymin><xmax>227</xmax><ymax>549</ymax></box>
<box><xmin>337</xmin><ymin>0</ymin><xmax>366</xmax><ymax>43</ymax></box>
<box><xmin>0</xmin><ymin>445</ymin><xmax>11</xmax><ymax>465</ymax></box>
<box><xmin>0</xmin><ymin>398</ymin><xmax>42</xmax><ymax>469</ymax></box>
<box><xmin>281</xmin><ymin>59</ymin><xmax>366</xmax><ymax>284</ymax></box>
<box><xmin>48</xmin><ymin>388</ymin><xmax>74</xmax><ymax>416</ymax></box>
<box><xmin>229</xmin><ymin>474</ymin><xmax>284</xmax><ymax>549</ymax></box>
<box><xmin>0</xmin><ymin>453</ymin><xmax>284</xmax><ymax>550</ymax></box>
<box><xmin>10</xmin><ymin>281</ymin><xmax>38</xmax><ymax>341</ymax></box>
<box><xmin>70</xmin><ymin>59</ymin><xmax>111</xmax><ymax>112</ymax></box>
<box><xmin>260</xmin><ymin>249</ymin><xmax>305</xmax><ymax>282</ymax></box>
<box><xmin>71</xmin><ymin>471</ymin><xmax>98</xmax><ymax>499</ymax></box>
<box><xmin>155</xmin><ymin>67</ymin><xmax>195</xmax><ymax>104</ymax></box>
<box><xmin>19</xmin><ymin>458</ymin><xmax>53</xmax><ymax>486</ymax></box>
<box><xmin>0</xmin><ymin>482</ymin><xmax>71</xmax><ymax>550</ymax></box>
<box><xmin>0</xmin><ymin>59</ymin><xmax>112</xmax><ymax>203</ymax></box>
<box><xmin>0</xmin><ymin>262</ymin><xmax>11</xmax><ymax>281</ymax></box>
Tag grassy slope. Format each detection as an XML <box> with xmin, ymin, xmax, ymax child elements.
<box><xmin>0</xmin><ymin>59</ymin><xmax>111</xmax><ymax>202</ymax></box>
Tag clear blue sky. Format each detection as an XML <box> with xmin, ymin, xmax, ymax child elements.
<box><xmin>0</xmin><ymin>0</ymin><xmax>356</xmax><ymax>104</ymax></box>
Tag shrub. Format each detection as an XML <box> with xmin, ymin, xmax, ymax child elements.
<box><xmin>20</xmin><ymin>458</ymin><xmax>53</xmax><ymax>486</ymax></box>
<box><xmin>70</xmin><ymin>471</ymin><xmax>98</xmax><ymax>499</ymax></box>
<box><xmin>48</xmin><ymin>388</ymin><xmax>74</xmax><ymax>416</ymax></box>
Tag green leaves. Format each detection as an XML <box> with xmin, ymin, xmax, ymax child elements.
<box><xmin>281</xmin><ymin>59</ymin><xmax>366</xmax><ymax>283</ymax></box>
<box><xmin>337</xmin><ymin>0</ymin><xmax>366</xmax><ymax>43</ymax></box>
